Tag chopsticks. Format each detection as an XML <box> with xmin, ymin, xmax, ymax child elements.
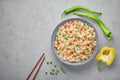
<box><xmin>26</xmin><ymin>53</ymin><xmax>45</xmax><ymax>80</ymax></box>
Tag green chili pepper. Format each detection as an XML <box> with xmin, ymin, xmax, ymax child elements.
<box><xmin>73</xmin><ymin>12</ymin><xmax>113</xmax><ymax>40</ymax></box>
<box><xmin>62</xmin><ymin>5</ymin><xmax>102</xmax><ymax>17</ymax></box>
<box><xmin>98</xmin><ymin>61</ymin><xmax>105</xmax><ymax>71</ymax></box>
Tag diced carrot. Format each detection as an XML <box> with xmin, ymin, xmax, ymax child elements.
<box><xmin>69</xmin><ymin>21</ymin><xmax>75</xmax><ymax>25</ymax></box>
<box><xmin>86</xmin><ymin>43</ymin><xmax>90</xmax><ymax>46</ymax></box>
<box><xmin>69</xmin><ymin>30</ymin><xmax>72</xmax><ymax>33</ymax></box>
<box><xmin>65</xmin><ymin>46</ymin><xmax>68</xmax><ymax>50</ymax></box>
<box><xmin>70</xmin><ymin>51</ymin><xmax>74</xmax><ymax>55</ymax></box>
<box><xmin>88</xmin><ymin>29</ymin><xmax>92</xmax><ymax>32</ymax></box>
<box><xmin>90</xmin><ymin>51</ymin><xmax>93</xmax><ymax>54</ymax></box>
<box><xmin>85</xmin><ymin>55</ymin><xmax>89</xmax><ymax>59</ymax></box>
<box><xmin>78</xmin><ymin>22</ymin><xmax>82</xmax><ymax>26</ymax></box>
<box><xmin>65</xmin><ymin>51</ymin><xmax>69</xmax><ymax>56</ymax></box>
<box><xmin>91</xmin><ymin>45</ymin><xmax>94</xmax><ymax>50</ymax></box>
<box><xmin>79</xmin><ymin>55</ymin><xmax>82</xmax><ymax>59</ymax></box>
<box><xmin>88</xmin><ymin>38</ymin><xmax>90</xmax><ymax>40</ymax></box>
<box><xmin>69</xmin><ymin>21</ymin><xmax>74</xmax><ymax>24</ymax></box>
<box><xmin>80</xmin><ymin>28</ymin><xmax>83</xmax><ymax>31</ymax></box>
<box><xmin>72</xmin><ymin>22</ymin><xmax>75</xmax><ymax>25</ymax></box>
<box><xmin>82</xmin><ymin>50</ymin><xmax>86</xmax><ymax>54</ymax></box>
<box><xmin>57</xmin><ymin>41</ymin><xmax>61</xmax><ymax>45</ymax></box>
<box><xmin>73</xmin><ymin>39</ymin><xmax>77</xmax><ymax>42</ymax></box>
<box><xmin>64</xmin><ymin>24</ymin><xmax>69</xmax><ymax>28</ymax></box>
<box><xmin>86</xmin><ymin>33</ymin><xmax>89</xmax><ymax>36</ymax></box>
<box><xmin>82</xmin><ymin>39</ymin><xmax>84</xmax><ymax>42</ymax></box>
<box><xmin>72</xmin><ymin>55</ymin><xmax>76</xmax><ymax>57</ymax></box>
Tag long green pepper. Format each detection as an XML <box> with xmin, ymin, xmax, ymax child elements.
<box><xmin>62</xmin><ymin>5</ymin><xmax>102</xmax><ymax>17</ymax></box>
<box><xmin>73</xmin><ymin>12</ymin><xmax>113</xmax><ymax>40</ymax></box>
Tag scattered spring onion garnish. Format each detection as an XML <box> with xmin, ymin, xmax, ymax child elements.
<box><xmin>60</xmin><ymin>67</ymin><xmax>66</xmax><ymax>74</ymax></box>
<box><xmin>45</xmin><ymin>61</ymin><xmax>66</xmax><ymax>76</ymax></box>
<box><xmin>45</xmin><ymin>72</ymin><xmax>48</xmax><ymax>75</ymax></box>
<box><xmin>54</xmin><ymin>65</ymin><xmax>57</xmax><ymax>68</ymax></box>
<box><xmin>47</xmin><ymin>62</ymin><xmax>49</xmax><ymax>64</ymax></box>
<box><xmin>50</xmin><ymin>72</ymin><xmax>54</xmax><ymax>75</ymax></box>
<box><xmin>50</xmin><ymin>61</ymin><xmax>52</xmax><ymax>64</ymax></box>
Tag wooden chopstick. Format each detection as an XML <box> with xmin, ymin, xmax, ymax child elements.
<box><xmin>32</xmin><ymin>56</ymin><xmax>45</xmax><ymax>80</ymax></box>
<box><xmin>26</xmin><ymin>53</ymin><xmax>45</xmax><ymax>80</ymax></box>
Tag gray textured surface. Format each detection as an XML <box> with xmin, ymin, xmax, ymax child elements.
<box><xmin>0</xmin><ymin>0</ymin><xmax>120</xmax><ymax>80</ymax></box>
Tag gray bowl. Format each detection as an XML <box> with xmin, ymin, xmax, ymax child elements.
<box><xmin>51</xmin><ymin>18</ymin><xmax>98</xmax><ymax>66</ymax></box>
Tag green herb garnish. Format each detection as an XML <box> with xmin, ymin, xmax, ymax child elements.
<box><xmin>47</xmin><ymin>62</ymin><xmax>49</xmax><ymax>65</ymax></box>
<box><xmin>45</xmin><ymin>61</ymin><xmax>66</xmax><ymax>76</ymax></box>
<box><xmin>65</xmin><ymin>30</ymin><xmax>68</xmax><ymax>33</ymax></box>
<box><xmin>78</xmin><ymin>37</ymin><xmax>80</xmax><ymax>40</ymax></box>
<box><xmin>54</xmin><ymin>65</ymin><xmax>57</xmax><ymax>68</ymax></box>
<box><xmin>84</xmin><ymin>35</ymin><xmax>87</xmax><ymax>39</ymax></box>
<box><xmin>60</xmin><ymin>67</ymin><xmax>66</xmax><ymax>74</ymax></box>
<box><xmin>50</xmin><ymin>72</ymin><xmax>54</xmax><ymax>75</ymax></box>
<box><xmin>83</xmin><ymin>23</ymin><xmax>87</xmax><ymax>30</ymax></box>
<box><xmin>56</xmin><ymin>70</ymin><xmax>59</xmax><ymax>73</ymax></box>
<box><xmin>86</xmin><ymin>47</ymin><xmax>90</xmax><ymax>52</ymax></box>
<box><xmin>91</xmin><ymin>33</ymin><xmax>94</xmax><ymax>36</ymax></box>
<box><xmin>90</xmin><ymin>42</ymin><xmax>93</xmax><ymax>45</ymax></box>
<box><xmin>52</xmin><ymin>69</ymin><xmax>55</xmax><ymax>72</ymax></box>
<box><xmin>50</xmin><ymin>61</ymin><xmax>52</xmax><ymax>64</ymax></box>
<box><xmin>45</xmin><ymin>72</ymin><xmax>48</xmax><ymax>75</ymax></box>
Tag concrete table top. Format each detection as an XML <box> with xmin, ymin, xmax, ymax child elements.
<box><xmin>0</xmin><ymin>0</ymin><xmax>120</xmax><ymax>80</ymax></box>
